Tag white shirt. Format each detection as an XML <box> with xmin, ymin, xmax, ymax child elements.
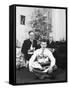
<box><xmin>29</xmin><ymin>48</ymin><xmax>56</xmax><ymax>69</ymax></box>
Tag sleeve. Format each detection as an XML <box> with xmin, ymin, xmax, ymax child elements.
<box><xmin>48</xmin><ymin>50</ymin><xmax>56</xmax><ymax>67</ymax></box>
<box><xmin>29</xmin><ymin>51</ymin><xmax>37</xmax><ymax>67</ymax></box>
<box><xmin>21</xmin><ymin>40</ymin><xmax>27</xmax><ymax>54</ymax></box>
<box><xmin>33</xmin><ymin>40</ymin><xmax>38</xmax><ymax>50</ymax></box>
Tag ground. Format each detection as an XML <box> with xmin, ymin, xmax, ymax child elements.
<box><xmin>16</xmin><ymin>67</ymin><xmax>66</xmax><ymax>84</ymax></box>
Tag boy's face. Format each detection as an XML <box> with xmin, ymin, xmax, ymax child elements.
<box><xmin>29</xmin><ymin>32</ymin><xmax>34</xmax><ymax>40</ymax></box>
<box><xmin>49</xmin><ymin>37</ymin><xmax>53</xmax><ymax>42</ymax></box>
<box><xmin>40</xmin><ymin>42</ymin><xmax>47</xmax><ymax>49</ymax></box>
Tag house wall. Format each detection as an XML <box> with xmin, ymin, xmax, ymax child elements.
<box><xmin>52</xmin><ymin>9</ymin><xmax>66</xmax><ymax>41</ymax></box>
<box><xmin>16</xmin><ymin>7</ymin><xmax>66</xmax><ymax>46</ymax></box>
<box><xmin>16</xmin><ymin>7</ymin><xmax>35</xmax><ymax>45</ymax></box>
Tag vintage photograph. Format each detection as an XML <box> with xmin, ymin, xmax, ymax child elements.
<box><xmin>16</xmin><ymin>6</ymin><xmax>67</xmax><ymax>84</ymax></box>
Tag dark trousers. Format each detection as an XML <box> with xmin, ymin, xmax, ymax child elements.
<box><xmin>32</xmin><ymin>65</ymin><xmax>57</xmax><ymax>80</ymax></box>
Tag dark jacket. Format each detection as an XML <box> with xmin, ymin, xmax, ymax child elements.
<box><xmin>47</xmin><ymin>41</ymin><xmax>55</xmax><ymax>48</ymax></box>
<box><xmin>21</xmin><ymin>39</ymin><xmax>38</xmax><ymax>60</ymax></box>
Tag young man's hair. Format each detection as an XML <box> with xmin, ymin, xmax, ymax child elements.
<box><xmin>40</xmin><ymin>39</ymin><xmax>48</xmax><ymax>45</ymax></box>
<box><xmin>28</xmin><ymin>30</ymin><xmax>34</xmax><ymax>34</ymax></box>
<box><xmin>40</xmin><ymin>39</ymin><xmax>47</xmax><ymax>43</ymax></box>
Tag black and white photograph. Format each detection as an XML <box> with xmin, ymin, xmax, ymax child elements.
<box><xmin>12</xmin><ymin>5</ymin><xmax>67</xmax><ymax>85</ymax></box>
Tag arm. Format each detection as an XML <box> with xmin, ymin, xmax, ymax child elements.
<box><xmin>21</xmin><ymin>40</ymin><xmax>26</xmax><ymax>54</ymax></box>
<box><xmin>29</xmin><ymin>51</ymin><xmax>44</xmax><ymax>72</ymax></box>
<box><xmin>21</xmin><ymin>40</ymin><xmax>28</xmax><ymax>60</ymax></box>
<box><xmin>29</xmin><ymin>52</ymin><xmax>37</xmax><ymax>72</ymax></box>
<box><xmin>48</xmin><ymin>51</ymin><xmax>56</xmax><ymax>68</ymax></box>
<box><xmin>43</xmin><ymin>51</ymin><xmax>56</xmax><ymax>73</ymax></box>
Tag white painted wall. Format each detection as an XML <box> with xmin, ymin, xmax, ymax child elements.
<box><xmin>16</xmin><ymin>7</ymin><xmax>66</xmax><ymax>44</ymax></box>
<box><xmin>16</xmin><ymin>7</ymin><xmax>35</xmax><ymax>45</ymax></box>
<box><xmin>52</xmin><ymin>9</ymin><xmax>66</xmax><ymax>41</ymax></box>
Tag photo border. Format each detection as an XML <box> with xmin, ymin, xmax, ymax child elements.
<box><xmin>9</xmin><ymin>4</ymin><xmax>68</xmax><ymax>85</ymax></box>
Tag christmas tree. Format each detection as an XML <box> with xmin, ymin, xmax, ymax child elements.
<box><xmin>29</xmin><ymin>8</ymin><xmax>52</xmax><ymax>41</ymax></box>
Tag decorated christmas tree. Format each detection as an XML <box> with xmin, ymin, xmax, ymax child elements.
<box><xmin>29</xmin><ymin>8</ymin><xmax>52</xmax><ymax>41</ymax></box>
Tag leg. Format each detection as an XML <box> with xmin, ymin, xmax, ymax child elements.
<box><xmin>47</xmin><ymin>65</ymin><xmax>58</xmax><ymax>79</ymax></box>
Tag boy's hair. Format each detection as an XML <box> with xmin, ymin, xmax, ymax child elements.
<box><xmin>40</xmin><ymin>39</ymin><xmax>48</xmax><ymax>43</ymax></box>
<box><xmin>40</xmin><ymin>39</ymin><xmax>48</xmax><ymax>44</ymax></box>
<box><xmin>28</xmin><ymin>31</ymin><xmax>34</xmax><ymax>34</ymax></box>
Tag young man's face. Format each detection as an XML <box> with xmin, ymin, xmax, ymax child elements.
<box><xmin>40</xmin><ymin>42</ymin><xmax>47</xmax><ymax>49</ymax></box>
<box><xmin>49</xmin><ymin>37</ymin><xmax>53</xmax><ymax>42</ymax></box>
<box><xmin>29</xmin><ymin>32</ymin><xmax>34</xmax><ymax>40</ymax></box>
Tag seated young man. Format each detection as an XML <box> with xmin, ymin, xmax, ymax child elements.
<box><xmin>29</xmin><ymin>39</ymin><xmax>57</xmax><ymax>79</ymax></box>
<box><xmin>21</xmin><ymin>31</ymin><xmax>38</xmax><ymax>67</ymax></box>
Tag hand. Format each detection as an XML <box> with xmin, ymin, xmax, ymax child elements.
<box><xmin>38</xmin><ymin>65</ymin><xmax>43</xmax><ymax>70</ymax></box>
<box><xmin>52</xmin><ymin>49</ymin><xmax>55</xmax><ymax>52</ymax></box>
<box><xmin>42</xmin><ymin>68</ymin><xmax>49</xmax><ymax>73</ymax></box>
<box><xmin>25</xmin><ymin>61</ymin><xmax>29</xmax><ymax>68</ymax></box>
<box><xmin>48</xmin><ymin>67</ymin><xmax>53</xmax><ymax>74</ymax></box>
<box><xmin>29</xmin><ymin>66</ymin><xmax>33</xmax><ymax>72</ymax></box>
<box><xmin>21</xmin><ymin>53</ymin><xmax>24</xmax><ymax>57</ymax></box>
